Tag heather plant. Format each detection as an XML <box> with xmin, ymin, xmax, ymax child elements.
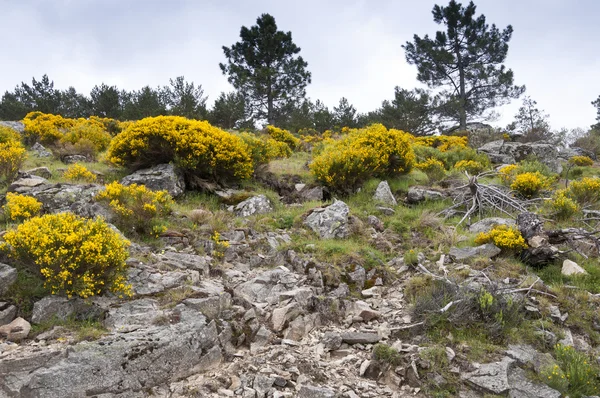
<box><xmin>475</xmin><ymin>225</ymin><xmax>528</xmax><ymax>252</ymax></box>
<box><xmin>64</xmin><ymin>164</ymin><xmax>97</xmax><ymax>183</ymax></box>
<box><xmin>1</xmin><ymin>213</ymin><xmax>131</xmax><ymax>299</ymax></box>
<box><xmin>95</xmin><ymin>182</ymin><xmax>173</xmax><ymax>236</ymax></box>
<box><xmin>3</xmin><ymin>193</ymin><xmax>42</xmax><ymax>221</ymax></box>
<box><xmin>108</xmin><ymin>116</ymin><xmax>253</xmax><ymax>182</ymax></box>
<box><xmin>310</xmin><ymin>124</ymin><xmax>414</xmax><ymax>192</ymax></box>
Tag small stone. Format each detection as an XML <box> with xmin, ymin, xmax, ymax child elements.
<box><xmin>376</xmin><ymin>206</ymin><xmax>395</xmax><ymax>216</ymax></box>
<box><xmin>367</xmin><ymin>215</ymin><xmax>384</xmax><ymax>232</ymax></box>
<box><xmin>0</xmin><ymin>317</ymin><xmax>31</xmax><ymax>342</ymax></box>
<box><xmin>234</xmin><ymin>195</ymin><xmax>274</xmax><ymax>217</ymax></box>
<box><xmin>340</xmin><ymin>332</ymin><xmax>381</xmax><ymax>344</ymax></box>
<box><xmin>561</xmin><ymin>259</ymin><xmax>588</xmax><ymax>276</ymax></box>
<box><xmin>303</xmin><ymin>200</ymin><xmax>350</xmax><ymax>239</ymax></box>
<box><xmin>321</xmin><ymin>332</ymin><xmax>342</xmax><ymax>351</ymax></box>
<box><xmin>373</xmin><ymin>181</ymin><xmax>397</xmax><ymax>206</ymax></box>
<box><xmin>449</xmin><ymin>244</ymin><xmax>501</xmax><ymax>261</ymax></box>
<box><xmin>0</xmin><ymin>304</ymin><xmax>17</xmax><ymax>326</ymax></box>
<box><xmin>297</xmin><ymin>385</ymin><xmax>335</xmax><ymax>398</ymax></box>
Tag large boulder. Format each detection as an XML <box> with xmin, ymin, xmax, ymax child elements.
<box><xmin>0</xmin><ymin>317</ymin><xmax>31</xmax><ymax>342</ymax></box>
<box><xmin>463</xmin><ymin>357</ymin><xmax>514</xmax><ymax>395</ymax></box>
<box><xmin>303</xmin><ymin>200</ymin><xmax>350</xmax><ymax>239</ymax></box>
<box><xmin>234</xmin><ymin>195</ymin><xmax>273</xmax><ymax>217</ymax></box>
<box><xmin>0</xmin><ymin>121</ymin><xmax>24</xmax><ymax>133</ymax></box>
<box><xmin>31</xmin><ymin>296</ymin><xmax>106</xmax><ymax>325</ymax></box>
<box><xmin>478</xmin><ymin>140</ymin><xmax>562</xmax><ymax>173</ymax></box>
<box><xmin>558</xmin><ymin>146</ymin><xmax>596</xmax><ymax>161</ymax></box>
<box><xmin>0</xmin><ymin>263</ymin><xmax>17</xmax><ymax>295</ymax></box>
<box><xmin>121</xmin><ymin>163</ymin><xmax>185</xmax><ymax>198</ymax></box>
<box><xmin>233</xmin><ymin>267</ymin><xmax>300</xmax><ymax>304</ymax></box>
<box><xmin>373</xmin><ymin>181</ymin><xmax>397</xmax><ymax>206</ymax></box>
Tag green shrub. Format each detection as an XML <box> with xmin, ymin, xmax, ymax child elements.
<box><xmin>1</xmin><ymin>213</ymin><xmax>131</xmax><ymax>299</ymax></box>
<box><xmin>542</xmin><ymin>344</ymin><xmax>600</xmax><ymax>397</ymax></box>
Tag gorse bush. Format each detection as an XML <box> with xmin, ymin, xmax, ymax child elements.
<box><xmin>412</xmin><ymin>135</ymin><xmax>468</xmax><ymax>152</ymax></box>
<box><xmin>413</xmin><ymin>144</ymin><xmax>489</xmax><ymax>172</ymax></box>
<box><xmin>310</xmin><ymin>124</ymin><xmax>414</xmax><ymax>191</ymax></box>
<box><xmin>64</xmin><ymin>164</ymin><xmax>97</xmax><ymax>182</ymax></box>
<box><xmin>454</xmin><ymin>159</ymin><xmax>485</xmax><ymax>174</ymax></box>
<box><xmin>0</xmin><ymin>125</ymin><xmax>22</xmax><ymax>144</ymax></box>
<box><xmin>475</xmin><ymin>225</ymin><xmax>528</xmax><ymax>252</ymax></box>
<box><xmin>546</xmin><ymin>189</ymin><xmax>579</xmax><ymax>220</ymax></box>
<box><xmin>1</xmin><ymin>213</ymin><xmax>131</xmax><ymax>299</ymax></box>
<box><xmin>415</xmin><ymin>158</ymin><xmax>446</xmax><ymax>181</ymax></box>
<box><xmin>61</xmin><ymin>121</ymin><xmax>112</xmax><ymax>155</ymax></box>
<box><xmin>238</xmin><ymin>132</ymin><xmax>291</xmax><ymax>167</ymax></box>
<box><xmin>3</xmin><ymin>193</ymin><xmax>42</xmax><ymax>221</ymax></box>
<box><xmin>0</xmin><ymin>141</ymin><xmax>27</xmax><ymax>184</ymax></box>
<box><xmin>510</xmin><ymin>172</ymin><xmax>551</xmax><ymax>198</ymax></box>
<box><xmin>498</xmin><ymin>164</ymin><xmax>518</xmax><ymax>183</ymax></box>
<box><xmin>108</xmin><ymin>116</ymin><xmax>253</xmax><ymax>182</ymax></box>
<box><xmin>569</xmin><ymin>155</ymin><xmax>594</xmax><ymax>167</ymax></box>
<box><xmin>567</xmin><ymin>177</ymin><xmax>600</xmax><ymax>205</ymax></box>
<box><xmin>266</xmin><ymin>125</ymin><xmax>300</xmax><ymax>149</ymax></box>
<box><xmin>95</xmin><ymin>182</ymin><xmax>173</xmax><ymax>235</ymax></box>
<box><xmin>23</xmin><ymin>112</ymin><xmax>73</xmax><ymax>144</ymax></box>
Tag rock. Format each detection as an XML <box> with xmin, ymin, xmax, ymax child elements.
<box><xmin>406</xmin><ymin>186</ymin><xmax>444</xmax><ymax>204</ymax></box>
<box><xmin>321</xmin><ymin>332</ymin><xmax>342</xmax><ymax>351</ymax></box>
<box><xmin>63</xmin><ymin>154</ymin><xmax>91</xmax><ymax>164</ymax></box>
<box><xmin>9</xmin><ymin>176</ymin><xmax>48</xmax><ymax>193</ymax></box>
<box><xmin>558</xmin><ymin>146</ymin><xmax>597</xmax><ymax>161</ymax></box>
<box><xmin>31</xmin><ymin>296</ymin><xmax>106</xmax><ymax>325</ymax></box>
<box><xmin>348</xmin><ymin>300</ymin><xmax>380</xmax><ymax>322</ymax></box>
<box><xmin>505</xmin><ymin>345</ymin><xmax>538</xmax><ymax>367</ymax></box>
<box><xmin>156</xmin><ymin>251</ymin><xmax>211</xmax><ymax>275</ymax></box>
<box><xmin>234</xmin><ymin>195</ymin><xmax>274</xmax><ymax>217</ymax></box>
<box><xmin>24</xmin><ymin>166</ymin><xmax>52</xmax><ymax>179</ymax></box>
<box><xmin>297</xmin><ymin>385</ymin><xmax>335</xmax><ymax>398</ymax></box>
<box><xmin>478</xmin><ymin>140</ymin><xmax>563</xmax><ymax>173</ymax></box>
<box><xmin>463</xmin><ymin>357</ymin><xmax>514</xmax><ymax>394</ymax></box>
<box><xmin>367</xmin><ymin>215</ymin><xmax>384</xmax><ymax>232</ymax></box>
<box><xmin>0</xmin><ymin>120</ymin><xmax>24</xmax><ymax>133</ymax></box>
<box><xmin>508</xmin><ymin>367</ymin><xmax>561</xmax><ymax>398</ymax></box>
<box><xmin>183</xmin><ymin>294</ymin><xmax>231</xmax><ymax>320</ymax></box>
<box><xmin>348</xmin><ymin>266</ymin><xmax>366</xmax><ymax>289</ymax></box>
<box><xmin>0</xmin><ymin>317</ymin><xmax>31</xmax><ymax>341</ymax></box>
<box><xmin>469</xmin><ymin>217</ymin><xmax>516</xmax><ymax>234</ymax></box>
<box><xmin>271</xmin><ymin>302</ymin><xmax>302</xmax><ymax>332</ymax></box>
<box><xmin>31</xmin><ymin>142</ymin><xmax>52</xmax><ymax>157</ymax></box>
<box><xmin>376</xmin><ymin>206</ymin><xmax>395</xmax><ymax>216</ymax></box>
<box><xmin>373</xmin><ymin>181</ymin><xmax>397</xmax><ymax>206</ymax></box>
<box><xmin>233</xmin><ymin>268</ymin><xmax>299</xmax><ymax>304</ymax></box>
<box><xmin>0</xmin><ymin>305</ymin><xmax>222</xmax><ymax>396</ymax></box>
<box><xmin>449</xmin><ymin>244</ymin><xmax>501</xmax><ymax>261</ymax></box>
<box><xmin>127</xmin><ymin>262</ymin><xmax>200</xmax><ymax>296</ymax></box>
<box><xmin>121</xmin><ymin>163</ymin><xmax>185</xmax><ymax>198</ymax></box>
<box><xmin>561</xmin><ymin>259</ymin><xmax>588</xmax><ymax>276</ymax></box>
<box><xmin>0</xmin><ymin>303</ymin><xmax>17</xmax><ymax>326</ymax></box>
<box><xmin>340</xmin><ymin>332</ymin><xmax>381</xmax><ymax>344</ymax></box>
<box><xmin>303</xmin><ymin>200</ymin><xmax>350</xmax><ymax>239</ymax></box>
<box><xmin>300</xmin><ymin>186</ymin><xmax>324</xmax><ymax>202</ymax></box>
<box><xmin>0</xmin><ymin>263</ymin><xmax>17</xmax><ymax>295</ymax></box>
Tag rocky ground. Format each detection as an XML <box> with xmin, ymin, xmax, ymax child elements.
<box><xmin>1</xmin><ymin>138</ymin><xmax>600</xmax><ymax>397</ymax></box>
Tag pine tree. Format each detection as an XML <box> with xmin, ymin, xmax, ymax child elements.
<box><xmin>90</xmin><ymin>84</ymin><xmax>122</xmax><ymax>119</ymax></box>
<box><xmin>592</xmin><ymin>95</ymin><xmax>600</xmax><ymax>131</ymax></box>
<box><xmin>220</xmin><ymin>13</ymin><xmax>311</xmax><ymax>124</ymax></box>
<box><xmin>209</xmin><ymin>92</ymin><xmax>248</xmax><ymax>129</ymax></box>
<box><xmin>163</xmin><ymin>76</ymin><xmax>207</xmax><ymax>119</ymax></box>
<box><xmin>403</xmin><ymin>0</ymin><xmax>524</xmax><ymax>129</ymax></box>
<box><xmin>507</xmin><ymin>96</ymin><xmax>552</xmax><ymax>142</ymax></box>
<box><xmin>333</xmin><ymin>97</ymin><xmax>357</xmax><ymax>128</ymax></box>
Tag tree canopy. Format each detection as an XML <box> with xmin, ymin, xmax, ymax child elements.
<box><xmin>403</xmin><ymin>0</ymin><xmax>524</xmax><ymax>130</ymax></box>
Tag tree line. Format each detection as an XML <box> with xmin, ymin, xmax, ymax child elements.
<box><xmin>1</xmin><ymin>0</ymin><xmax>599</xmax><ymax>137</ymax></box>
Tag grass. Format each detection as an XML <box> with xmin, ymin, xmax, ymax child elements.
<box><xmin>536</xmin><ymin>256</ymin><xmax>600</xmax><ymax>294</ymax></box>
<box><xmin>268</xmin><ymin>151</ymin><xmax>313</xmax><ymax>180</ymax></box>
<box><xmin>3</xmin><ymin>268</ymin><xmax>49</xmax><ymax>318</ymax></box>
<box><xmin>30</xmin><ymin>316</ymin><xmax>107</xmax><ymax>342</ymax></box>
<box><xmin>540</xmin><ymin>344</ymin><xmax>600</xmax><ymax>398</ymax></box>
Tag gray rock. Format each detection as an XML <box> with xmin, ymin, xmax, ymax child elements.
<box><xmin>300</xmin><ymin>186</ymin><xmax>324</xmax><ymax>202</ymax></box>
<box><xmin>479</xmin><ymin>140</ymin><xmax>562</xmax><ymax>173</ymax></box>
<box><xmin>321</xmin><ymin>332</ymin><xmax>342</xmax><ymax>351</ymax></box>
<box><xmin>182</xmin><ymin>293</ymin><xmax>231</xmax><ymax>320</ymax></box>
<box><xmin>121</xmin><ymin>163</ymin><xmax>185</xmax><ymax>198</ymax></box>
<box><xmin>508</xmin><ymin>367</ymin><xmax>561</xmax><ymax>398</ymax></box>
<box><xmin>505</xmin><ymin>344</ymin><xmax>538</xmax><ymax>367</ymax></box>
<box><xmin>0</xmin><ymin>317</ymin><xmax>31</xmax><ymax>342</ymax></box>
<box><xmin>463</xmin><ymin>357</ymin><xmax>514</xmax><ymax>394</ymax></box>
<box><xmin>303</xmin><ymin>200</ymin><xmax>350</xmax><ymax>239</ymax></box>
<box><xmin>0</xmin><ymin>303</ymin><xmax>17</xmax><ymax>326</ymax></box>
<box><xmin>234</xmin><ymin>195</ymin><xmax>274</xmax><ymax>217</ymax></box>
<box><xmin>562</xmin><ymin>259</ymin><xmax>587</xmax><ymax>276</ymax></box>
<box><xmin>0</xmin><ymin>121</ymin><xmax>24</xmax><ymax>133</ymax></box>
<box><xmin>233</xmin><ymin>268</ymin><xmax>299</xmax><ymax>304</ymax></box>
<box><xmin>156</xmin><ymin>251</ymin><xmax>211</xmax><ymax>275</ymax></box>
<box><xmin>558</xmin><ymin>146</ymin><xmax>596</xmax><ymax>161</ymax></box>
<box><xmin>376</xmin><ymin>206</ymin><xmax>395</xmax><ymax>216</ymax></box>
<box><xmin>348</xmin><ymin>265</ymin><xmax>366</xmax><ymax>289</ymax></box>
<box><xmin>0</xmin><ymin>263</ymin><xmax>17</xmax><ymax>295</ymax></box>
<box><xmin>127</xmin><ymin>262</ymin><xmax>200</xmax><ymax>296</ymax></box>
<box><xmin>31</xmin><ymin>142</ymin><xmax>52</xmax><ymax>157</ymax></box>
<box><xmin>340</xmin><ymin>331</ymin><xmax>381</xmax><ymax>344</ymax></box>
<box><xmin>31</xmin><ymin>296</ymin><xmax>106</xmax><ymax>325</ymax></box>
<box><xmin>271</xmin><ymin>302</ymin><xmax>302</xmax><ymax>332</ymax></box>
<box><xmin>0</xmin><ymin>305</ymin><xmax>222</xmax><ymax>397</ymax></box>
<box><xmin>24</xmin><ymin>166</ymin><xmax>52</xmax><ymax>179</ymax></box>
<box><xmin>367</xmin><ymin>215</ymin><xmax>384</xmax><ymax>232</ymax></box>
<box><xmin>63</xmin><ymin>154</ymin><xmax>91</xmax><ymax>164</ymax></box>
<box><xmin>406</xmin><ymin>186</ymin><xmax>444</xmax><ymax>204</ymax></box>
<box><xmin>449</xmin><ymin>244</ymin><xmax>501</xmax><ymax>261</ymax></box>
<box><xmin>469</xmin><ymin>217</ymin><xmax>515</xmax><ymax>234</ymax></box>
<box><xmin>373</xmin><ymin>181</ymin><xmax>397</xmax><ymax>206</ymax></box>
<box><xmin>9</xmin><ymin>176</ymin><xmax>49</xmax><ymax>193</ymax></box>
<box><xmin>297</xmin><ymin>385</ymin><xmax>336</xmax><ymax>398</ymax></box>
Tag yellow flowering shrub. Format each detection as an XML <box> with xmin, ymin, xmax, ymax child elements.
<box><xmin>3</xmin><ymin>193</ymin><xmax>42</xmax><ymax>221</ymax></box>
<box><xmin>61</xmin><ymin>120</ymin><xmax>112</xmax><ymax>154</ymax></box>
<box><xmin>89</xmin><ymin>116</ymin><xmax>122</xmax><ymax>136</ymax></box>
<box><xmin>63</xmin><ymin>164</ymin><xmax>97</xmax><ymax>183</ymax></box>
<box><xmin>547</xmin><ymin>189</ymin><xmax>579</xmax><ymax>220</ymax></box>
<box><xmin>568</xmin><ymin>155</ymin><xmax>594</xmax><ymax>167</ymax></box>
<box><xmin>475</xmin><ymin>225</ymin><xmax>528</xmax><ymax>252</ymax></box>
<box><xmin>108</xmin><ymin>116</ymin><xmax>253</xmax><ymax>182</ymax></box>
<box><xmin>23</xmin><ymin>112</ymin><xmax>74</xmax><ymax>144</ymax></box>
<box><xmin>510</xmin><ymin>172</ymin><xmax>551</xmax><ymax>198</ymax></box>
<box><xmin>238</xmin><ymin>132</ymin><xmax>291</xmax><ymax>167</ymax></box>
<box><xmin>567</xmin><ymin>177</ymin><xmax>600</xmax><ymax>205</ymax></box>
<box><xmin>454</xmin><ymin>159</ymin><xmax>485</xmax><ymax>174</ymax></box>
<box><xmin>415</xmin><ymin>158</ymin><xmax>446</xmax><ymax>181</ymax></box>
<box><xmin>0</xmin><ymin>141</ymin><xmax>27</xmax><ymax>183</ymax></box>
<box><xmin>2</xmin><ymin>213</ymin><xmax>131</xmax><ymax>298</ymax></box>
<box><xmin>498</xmin><ymin>164</ymin><xmax>519</xmax><ymax>183</ymax></box>
<box><xmin>266</xmin><ymin>125</ymin><xmax>300</xmax><ymax>149</ymax></box>
<box><xmin>0</xmin><ymin>125</ymin><xmax>22</xmax><ymax>144</ymax></box>
<box><xmin>95</xmin><ymin>182</ymin><xmax>173</xmax><ymax>235</ymax></box>
<box><xmin>413</xmin><ymin>135</ymin><xmax>468</xmax><ymax>152</ymax></box>
<box><xmin>310</xmin><ymin>124</ymin><xmax>414</xmax><ymax>191</ymax></box>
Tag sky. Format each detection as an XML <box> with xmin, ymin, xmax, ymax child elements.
<box><xmin>1</xmin><ymin>0</ymin><xmax>599</xmax><ymax>130</ymax></box>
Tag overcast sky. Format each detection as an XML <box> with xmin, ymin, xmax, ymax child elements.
<box><xmin>1</xmin><ymin>0</ymin><xmax>599</xmax><ymax>130</ymax></box>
